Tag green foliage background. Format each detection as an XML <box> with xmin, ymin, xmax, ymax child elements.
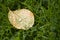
<box><xmin>0</xmin><ymin>0</ymin><xmax>60</xmax><ymax>40</ymax></box>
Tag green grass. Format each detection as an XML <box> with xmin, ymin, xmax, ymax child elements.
<box><xmin>0</xmin><ymin>0</ymin><xmax>60</xmax><ymax>40</ymax></box>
